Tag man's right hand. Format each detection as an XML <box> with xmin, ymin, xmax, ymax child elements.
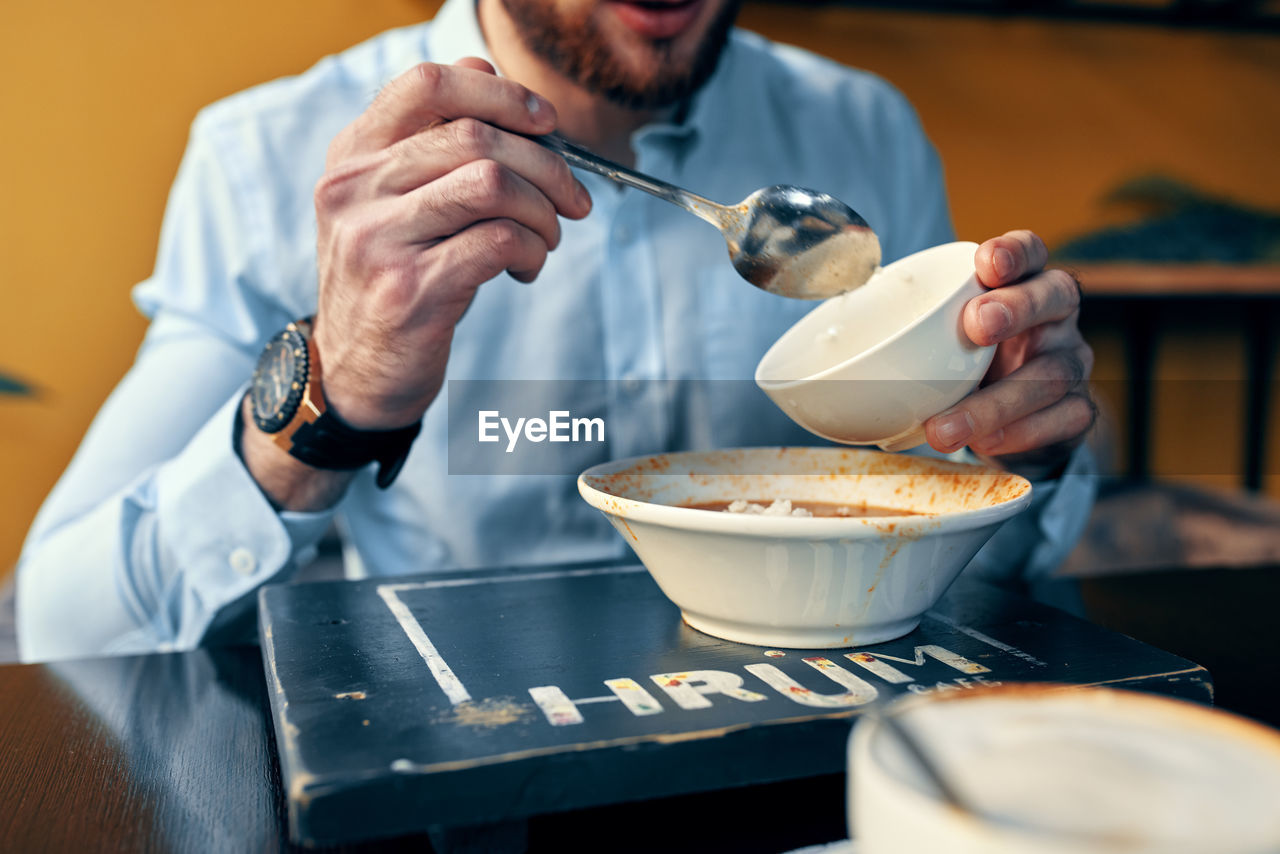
<box><xmin>311</xmin><ymin>57</ymin><xmax>592</xmax><ymax>431</ymax></box>
<box><xmin>240</xmin><ymin>58</ymin><xmax>590</xmax><ymax>511</ymax></box>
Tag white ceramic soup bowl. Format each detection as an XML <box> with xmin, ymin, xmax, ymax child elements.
<box><xmin>578</xmin><ymin>447</ymin><xmax>1031</xmax><ymax>648</ymax></box>
<box><xmin>848</xmin><ymin>684</ymin><xmax>1280</xmax><ymax>854</ymax></box>
<box><xmin>756</xmin><ymin>241</ymin><xmax>995</xmax><ymax>452</ymax></box>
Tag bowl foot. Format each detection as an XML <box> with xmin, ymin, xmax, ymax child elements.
<box><xmin>876</xmin><ymin>427</ymin><xmax>927</xmax><ymax>453</ymax></box>
<box><xmin>681</xmin><ymin>611</ymin><xmax>922</xmax><ymax>649</ymax></box>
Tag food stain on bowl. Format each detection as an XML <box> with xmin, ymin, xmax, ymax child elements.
<box><xmin>579</xmin><ymin>447</ymin><xmax>1031</xmax><ymax>648</ymax></box>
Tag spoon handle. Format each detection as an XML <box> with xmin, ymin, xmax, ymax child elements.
<box><xmin>530</xmin><ymin>133</ymin><xmax>726</xmax><ymax>229</ymax></box>
<box><xmin>872</xmin><ymin>706</ymin><xmax>970</xmax><ymax>813</ymax></box>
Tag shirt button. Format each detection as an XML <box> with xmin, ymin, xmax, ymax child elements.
<box><xmin>229</xmin><ymin>547</ymin><xmax>257</xmax><ymax>576</ymax></box>
<box><xmin>621</xmin><ymin>376</ymin><xmax>642</xmax><ymax>395</ymax></box>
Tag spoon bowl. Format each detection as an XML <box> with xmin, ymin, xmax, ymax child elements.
<box><xmin>725</xmin><ymin>184</ymin><xmax>881</xmax><ymax>300</ymax></box>
<box><xmin>532</xmin><ymin>133</ymin><xmax>881</xmax><ymax>299</ymax></box>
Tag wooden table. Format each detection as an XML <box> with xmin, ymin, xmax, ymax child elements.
<box><xmin>0</xmin><ymin>563</ymin><xmax>1212</xmax><ymax>853</ymax></box>
<box><xmin>1076</xmin><ymin>263</ymin><xmax>1280</xmax><ymax>489</ymax></box>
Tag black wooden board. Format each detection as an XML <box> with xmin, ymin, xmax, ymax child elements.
<box><xmin>258</xmin><ymin>563</ymin><xmax>1211</xmax><ymax>846</ymax></box>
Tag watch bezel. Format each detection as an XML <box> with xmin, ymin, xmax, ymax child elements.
<box><xmin>251</xmin><ymin>325</ymin><xmax>309</xmax><ymax>434</ymax></box>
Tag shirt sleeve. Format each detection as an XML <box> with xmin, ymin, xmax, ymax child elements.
<box><xmin>16</xmin><ymin>113</ymin><xmax>332</xmax><ymax>662</ymax></box>
<box><xmin>876</xmin><ymin>83</ymin><xmax>956</xmax><ymax>260</ymax></box>
<box><xmin>957</xmin><ymin>443</ymin><xmax>1098</xmax><ymax>612</ymax></box>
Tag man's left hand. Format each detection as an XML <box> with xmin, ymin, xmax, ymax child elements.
<box><xmin>923</xmin><ymin>230</ymin><xmax>1096</xmax><ymax>478</ymax></box>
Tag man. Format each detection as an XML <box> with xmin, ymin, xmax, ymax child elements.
<box><xmin>18</xmin><ymin>0</ymin><xmax>1095</xmax><ymax>661</ymax></box>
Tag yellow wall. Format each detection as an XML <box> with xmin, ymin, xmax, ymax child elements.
<box><xmin>4</xmin><ymin>1</ymin><xmax>1279</xmax><ymax>574</ymax></box>
<box><xmin>2</xmin><ymin>1</ymin><xmax>436</xmax><ymax>574</ymax></box>
<box><xmin>739</xmin><ymin>5</ymin><xmax>1280</xmax><ymax>246</ymax></box>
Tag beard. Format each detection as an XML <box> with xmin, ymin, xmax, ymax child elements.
<box><xmin>499</xmin><ymin>0</ymin><xmax>743</xmax><ymax>110</ymax></box>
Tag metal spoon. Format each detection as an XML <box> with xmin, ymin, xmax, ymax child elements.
<box><xmin>532</xmin><ymin>132</ymin><xmax>881</xmax><ymax>300</ymax></box>
<box><xmin>871</xmin><ymin>704</ymin><xmax>972</xmax><ymax>814</ymax></box>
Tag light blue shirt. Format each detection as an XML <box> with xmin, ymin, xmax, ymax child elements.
<box><xmin>17</xmin><ymin>0</ymin><xmax>1094</xmax><ymax>661</ymax></box>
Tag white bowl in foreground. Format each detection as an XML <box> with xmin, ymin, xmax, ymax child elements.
<box><xmin>849</xmin><ymin>684</ymin><xmax>1280</xmax><ymax>854</ymax></box>
<box><xmin>756</xmin><ymin>241</ymin><xmax>995</xmax><ymax>452</ymax></box>
<box><xmin>578</xmin><ymin>447</ymin><xmax>1031</xmax><ymax>648</ymax></box>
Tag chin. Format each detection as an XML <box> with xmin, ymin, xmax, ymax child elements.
<box><xmin>503</xmin><ymin>0</ymin><xmax>740</xmax><ymax>110</ymax></box>
<box><xmin>595</xmin><ymin>0</ymin><xmax>737</xmax><ymax>104</ymax></box>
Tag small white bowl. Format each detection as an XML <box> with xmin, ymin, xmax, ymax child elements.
<box><xmin>578</xmin><ymin>447</ymin><xmax>1031</xmax><ymax>648</ymax></box>
<box><xmin>755</xmin><ymin>241</ymin><xmax>995</xmax><ymax>452</ymax></box>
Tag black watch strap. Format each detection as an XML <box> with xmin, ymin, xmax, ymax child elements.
<box><xmin>289</xmin><ymin>409</ymin><xmax>422</xmax><ymax>489</ymax></box>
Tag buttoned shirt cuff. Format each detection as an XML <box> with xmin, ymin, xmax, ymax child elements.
<box><xmin>153</xmin><ymin>391</ymin><xmax>337</xmax><ymax>649</ymax></box>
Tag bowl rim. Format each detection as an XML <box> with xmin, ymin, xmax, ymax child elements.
<box><xmin>755</xmin><ymin>240</ymin><xmax>982</xmax><ymax>391</ymax></box>
<box><xmin>578</xmin><ymin>446</ymin><xmax>1032</xmax><ymax>539</ymax></box>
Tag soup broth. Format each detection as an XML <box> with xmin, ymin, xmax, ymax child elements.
<box><xmin>682</xmin><ymin>499</ymin><xmax>918</xmax><ymax>518</ymax></box>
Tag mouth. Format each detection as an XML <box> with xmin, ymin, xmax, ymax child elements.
<box><xmin>606</xmin><ymin>0</ymin><xmax>706</xmax><ymax>40</ymax></box>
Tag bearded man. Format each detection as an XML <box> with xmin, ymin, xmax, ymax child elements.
<box><xmin>18</xmin><ymin>0</ymin><xmax>1096</xmax><ymax>661</ymax></box>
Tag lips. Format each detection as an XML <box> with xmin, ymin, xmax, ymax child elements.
<box><xmin>607</xmin><ymin>0</ymin><xmax>706</xmax><ymax>40</ymax></box>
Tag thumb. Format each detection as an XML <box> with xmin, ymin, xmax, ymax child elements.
<box><xmin>454</xmin><ymin>56</ymin><xmax>497</xmax><ymax>75</ymax></box>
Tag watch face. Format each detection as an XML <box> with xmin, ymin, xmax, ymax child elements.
<box><xmin>251</xmin><ymin>326</ymin><xmax>308</xmax><ymax>434</ymax></box>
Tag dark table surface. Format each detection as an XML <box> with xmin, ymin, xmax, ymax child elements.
<box><xmin>0</xmin><ymin>642</ymin><xmax>856</xmax><ymax>853</ymax></box>
<box><xmin>0</xmin><ymin>566</ymin><xmax>1212</xmax><ymax>854</ymax></box>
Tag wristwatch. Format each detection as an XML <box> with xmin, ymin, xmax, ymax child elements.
<box><xmin>249</xmin><ymin>318</ymin><xmax>421</xmax><ymax>489</ymax></box>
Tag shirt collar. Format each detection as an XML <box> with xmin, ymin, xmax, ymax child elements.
<box><xmin>634</xmin><ymin>34</ymin><xmax>739</xmax><ymax>152</ymax></box>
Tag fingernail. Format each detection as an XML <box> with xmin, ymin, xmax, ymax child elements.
<box><xmin>576</xmin><ymin>180</ymin><xmax>592</xmax><ymax>212</ymax></box>
<box><xmin>527</xmin><ymin>93</ymin><xmax>551</xmax><ymax>121</ymax></box>
<box><xmin>993</xmin><ymin>247</ymin><xmax>1016</xmax><ymax>281</ymax></box>
<box><xmin>973</xmin><ymin>428</ymin><xmax>1005</xmax><ymax>452</ymax></box>
<box><xmin>934</xmin><ymin>409</ymin><xmax>974</xmax><ymax>447</ymax></box>
<box><xmin>979</xmin><ymin>301</ymin><xmax>1012</xmax><ymax>340</ymax></box>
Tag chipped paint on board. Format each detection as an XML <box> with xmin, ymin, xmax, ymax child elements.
<box><xmin>925</xmin><ymin>611</ymin><xmax>1047</xmax><ymax>667</ymax></box>
<box><xmin>603</xmin><ymin>678</ymin><xmax>664</xmax><ymax>716</ymax></box>
<box><xmin>529</xmin><ymin>686</ymin><xmax>586</xmax><ymax>726</ymax></box>
<box><xmin>377</xmin><ymin>585</ymin><xmax>472</xmax><ymax>705</ymax></box>
<box><xmin>436</xmin><ymin>697</ymin><xmax>533</xmax><ymax>730</ymax></box>
<box><xmin>844</xmin><ymin>646</ymin><xmax>992</xmax><ymax>683</ymax></box>
<box><xmin>746</xmin><ymin>661</ymin><xmax>878</xmax><ymax>708</ymax></box>
<box><xmin>651</xmin><ymin>670</ymin><xmax>769</xmax><ymax>709</ymax></box>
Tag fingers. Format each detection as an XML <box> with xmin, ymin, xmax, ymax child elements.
<box><xmin>969</xmin><ymin>392</ymin><xmax>1097</xmax><ymax>458</ymax></box>
<box><xmin>945</xmin><ymin>230</ymin><xmax>1095</xmax><ymax>470</ymax></box>
<box><xmin>982</xmin><ymin>308</ymin><xmax>1089</xmax><ymax>384</ymax></box>
<box><xmin>925</xmin><ymin>343</ymin><xmax>1093</xmax><ymax>454</ymax></box>
<box><xmin>963</xmin><ymin>267</ymin><xmax>1081</xmax><ymax>348</ymax></box>
<box><xmin>321</xmin><ymin>160</ymin><xmax>564</xmax><ymax>290</ymax></box>
<box><xmin>333</xmin><ymin>60</ymin><xmax>558</xmax><ymax>158</ymax></box>
<box><xmin>453</xmin><ymin>56</ymin><xmax>496</xmax><ymax>74</ymax></box>
<box><xmin>439</xmin><ymin>218</ymin><xmax>551</xmax><ymax>285</ymax></box>
<box><xmin>393</xmin><ymin>157</ymin><xmax>565</xmax><ymax>251</ymax></box>
<box><xmin>376</xmin><ymin>118</ymin><xmax>591</xmax><ymax>219</ymax></box>
<box><xmin>974</xmin><ymin>229</ymin><xmax>1049</xmax><ymax>288</ymax></box>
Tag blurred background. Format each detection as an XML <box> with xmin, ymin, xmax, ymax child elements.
<box><xmin>2</xmin><ymin>0</ymin><xmax>1278</xmax><ymax>712</ymax></box>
